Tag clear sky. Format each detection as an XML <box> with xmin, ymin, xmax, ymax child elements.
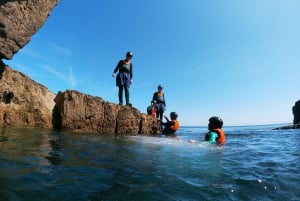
<box><xmin>4</xmin><ymin>0</ymin><xmax>300</xmax><ymax>126</ymax></box>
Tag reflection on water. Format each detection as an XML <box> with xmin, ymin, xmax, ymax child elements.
<box><xmin>47</xmin><ymin>133</ymin><xmax>64</xmax><ymax>165</ymax></box>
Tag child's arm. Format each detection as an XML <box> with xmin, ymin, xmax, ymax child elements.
<box><xmin>207</xmin><ymin>131</ymin><xmax>218</xmax><ymax>143</ymax></box>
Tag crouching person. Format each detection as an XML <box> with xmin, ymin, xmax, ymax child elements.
<box><xmin>161</xmin><ymin>112</ymin><xmax>180</xmax><ymax>135</ymax></box>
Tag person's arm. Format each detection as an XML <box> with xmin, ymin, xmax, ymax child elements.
<box><xmin>112</xmin><ymin>60</ymin><xmax>121</xmax><ymax>76</ymax></box>
<box><xmin>164</xmin><ymin>115</ymin><xmax>170</xmax><ymax>122</ymax></box>
<box><xmin>162</xmin><ymin>120</ymin><xmax>172</xmax><ymax>126</ymax></box>
<box><xmin>163</xmin><ymin>93</ymin><xmax>166</xmax><ymax>106</ymax></box>
<box><xmin>152</xmin><ymin>92</ymin><xmax>157</xmax><ymax>102</ymax></box>
<box><xmin>130</xmin><ymin>63</ymin><xmax>133</xmax><ymax>79</ymax></box>
<box><xmin>207</xmin><ymin>131</ymin><xmax>218</xmax><ymax>143</ymax></box>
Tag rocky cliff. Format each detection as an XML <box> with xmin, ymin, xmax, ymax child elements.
<box><xmin>0</xmin><ymin>0</ymin><xmax>59</xmax><ymax>60</ymax></box>
<box><xmin>273</xmin><ymin>100</ymin><xmax>300</xmax><ymax>130</ymax></box>
<box><xmin>0</xmin><ymin>0</ymin><xmax>161</xmax><ymax>134</ymax></box>
<box><xmin>0</xmin><ymin>61</ymin><xmax>55</xmax><ymax>128</ymax></box>
<box><xmin>0</xmin><ymin>0</ymin><xmax>58</xmax><ymax>128</ymax></box>
<box><xmin>292</xmin><ymin>100</ymin><xmax>300</xmax><ymax>125</ymax></box>
<box><xmin>0</xmin><ymin>60</ymin><xmax>160</xmax><ymax>133</ymax></box>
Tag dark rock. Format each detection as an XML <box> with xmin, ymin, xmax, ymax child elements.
<box><xmin>292</xmin><ymin>100</ymin><xmax>300</xmax><ymax>125</ymax></box>
<box><xmin>272</xmin><ymin>124</ymin><xmax>300</xmax><ymax>130</ymax></box>
<box><xmin>272</xmin><ymin>100</ymin><xmax>300</xmax><ymax>130</ymax></box>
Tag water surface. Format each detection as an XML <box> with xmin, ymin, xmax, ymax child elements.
<box><xmin>0</xmin><ymin>125</ymin><xmax>299</xmax><ymax>200</ymax></box>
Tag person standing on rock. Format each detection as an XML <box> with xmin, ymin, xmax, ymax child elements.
<box><xmin>152</xmin><ymin>85</ymin><xmax>166</xmax><ymax>121</ymax></box>
<box><xmin>112</xmin><ymin>51</ymin><xmax>133</xmax><ymax>106</ymax></box>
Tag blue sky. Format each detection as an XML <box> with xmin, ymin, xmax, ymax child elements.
<box><xmin>4</xmin><ymin>0</ymin><xmax>300</xmax><ymax>126</ymax></box>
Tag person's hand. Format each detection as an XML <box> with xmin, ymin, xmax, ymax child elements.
<box><xmin>112</xmin><ymin>73</ymin><xmax>116</xmax><ymax>77</ymax></box>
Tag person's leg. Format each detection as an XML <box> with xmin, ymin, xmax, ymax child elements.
<box><xmin>157</xmin><ymin>103</ymin><xmax>163</xmax><ymax>121</ymax></box>
<box><xmin>118</xmin><ymin>86</ymin><xmax>123</xmax><ymax>105</ymax></box>
<box><xmin>160</xmin><ymin>104</ymin><xmax>165</xmax><ymax>121</ymax></box>
<box><xmin>124</xmin><ymin>86</ymin><xmax>130</xmax><ymax>105</ymax></box>
<box><xmin>159</xmin><ymin>113</ymin><xmax>163</xmax><ymax>131</ymax></box>
<box><xmin>156</xmin><ymin>104</ymin><xmax>160</xmax><ymax>119</ymax></box>
<box><xmin>159</xmin><ymin>112</ymin><xmax>163</xmax><ymax>121</ymax></box>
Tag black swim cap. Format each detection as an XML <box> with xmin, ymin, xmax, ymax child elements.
<box><xmin>209</xmin><ymin>116</ymin><xmax>223</xmax><ymax>128</ymax></box>
<box><xmin>170</xmin><ymin>112</ymin><xmax>178</xmax><ymax>119</ymax></box>
<box><xmin>126</xmin><ymin>51</ymin><xmax>133</xmax><ymax>57</ymax></box>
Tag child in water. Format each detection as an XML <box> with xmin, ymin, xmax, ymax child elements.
<box><xmin>189</xmin><ymin>116</ymin><xmax>226</xmax><ymax>144</ymax></box>
<box><xmin>161</xmin><ymin>112</ymin><xmax>180</xmax><ymax>135</ymax></box>
<box><xmin>204</xmin><ymin>116</ymin><xmax>226</xmax><ymax>144</ymax></box>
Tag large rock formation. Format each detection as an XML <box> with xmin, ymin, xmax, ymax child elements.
<box><xmin>0</xmin><ymin>0</ymin><xmax>160</xmax><ymax>134</ymax></box>
<box><xmin>0</xmin><ymin>61</ymin><xmax>160</xmax><ymax>133</ymax></box>
<box><xmin>53</xmin><ymin>90</ymin><xmax>160</xmax><ymax>134</ymax></box>
<box><xmin>0</xmin><ymin>0</ymin><xmax>58</xmax><ymax>128</ymax></box>
<box><xmin>0</xmin><ymin>0</ymin><xmax>59</xmax><ymax>60</ymax></box>
<box><xmin>0</xmin><ymin>61</ymin><xmax>55</xmax><ymax>128</ymax></box>
<box><xmin>273</xmin><ymin>100</ymin><xmax>300</xmax><ymax>130</ymax></box>
<box><xmin>292</xmin><ymin>100</ymin><xmax>300</xmax><ymax>125</ymax></box>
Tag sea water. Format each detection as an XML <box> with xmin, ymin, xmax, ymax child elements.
<box><xmin>0</xmin><ymin>125</ymin><xmax>299</xmax><ymax>201</ymax></box>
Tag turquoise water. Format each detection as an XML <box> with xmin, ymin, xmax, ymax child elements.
<box><xmin>0</xmin><ymin>125</ymin><xmax>299</xmax><ymax>201</ymax></box>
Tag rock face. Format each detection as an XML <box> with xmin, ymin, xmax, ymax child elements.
<box><xmin>0</xmin><ymin>61</ymin><xmax>55</xmax><ymax>128</ymax></box>
<box><xmin>0</xmin><ymin>62</ymin><xmax>160</xmax><ymax>134</ymax></box>
<box><xmin>0</xmin><ymin>61</ymin><xmax>160</xmax><ymax>134</ymax></box>
<box><xmin>292</xmin><ymin>100</ymin><xmax>300</xmax><ymax>125</ymax></box>
<box><xmin>0</xmin><ymin>0</ymin><xmax>58</xmax><ymax>128</ymax></box>
<box><xmin>0</xmin><ymin>0</ymin><xmax>59</xmax><ymax>60</ymax></box>
<box><xmin>53</xmin><ymin>90</ymin><xmax>160</xmax><ymax>134</ymax></box>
